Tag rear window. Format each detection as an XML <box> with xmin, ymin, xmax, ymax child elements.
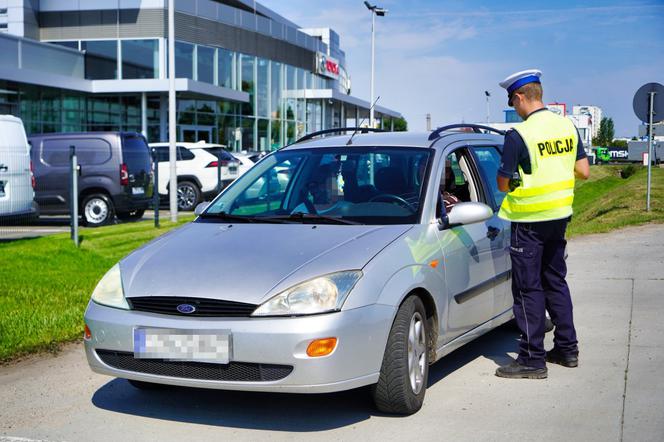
<box><xmin>203</xmin><ymin>147</ymin><xmax>234</xmax><ymax>161</ymax></box>
<box><xmin>122</xmin><ymin>135</ymin><xmax>151</xmax><ymax>171</ymax></box>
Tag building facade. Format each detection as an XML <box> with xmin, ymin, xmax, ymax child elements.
<box><xmin>572</xmin><ymin>105</ymin><xmax>602</xmax><ymax>139</ymax></box>
<box><xmin>0</xmin><ymin>0</ymin><xmax>401</xmax><ymax>151</ymax></box>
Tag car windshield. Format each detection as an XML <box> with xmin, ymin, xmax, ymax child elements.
<box><xmin>200</xmin><ymin>146</ymin><xmax>432</xmax><ymax>225</ymax></box>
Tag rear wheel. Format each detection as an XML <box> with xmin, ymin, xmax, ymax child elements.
<box><xmin>176</xmin><ymin>181</ymin><xmax>201</xmax><ymax>211</ymax></box>
<box><xmin>81</xmin><ymin>193</ymin><xmax>114</xmax><ymax>227</ymax></box>
<box><xmin>372</xmin><ymin>296</ymin><xmax>429</xmax><ymax>415</ymax></box>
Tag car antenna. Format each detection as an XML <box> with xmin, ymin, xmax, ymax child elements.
<box><xmin>346</xmin><ymin>96</ymin><xmax>381</xmax><ymax>146</ymax></box>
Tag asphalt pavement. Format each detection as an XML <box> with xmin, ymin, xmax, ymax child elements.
<box><xmin>0</xmin><ymin>224</ymin><xmax>662</xmax><ymax>442</ymax></box>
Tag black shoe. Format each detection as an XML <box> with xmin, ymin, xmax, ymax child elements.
<box><xmin>544</xmin><ymin>317</ymin><xmax>554</xmax><ymax>333</ymax></box>
<box><xmin>546</xmin><ymin>348</ymin><xmax>578</xmax><ymax>368</ymax></box>
<box><xmin>495</xmin><ymin>361</ymin><xmax>548</xmax><ymax>379</ymax></box>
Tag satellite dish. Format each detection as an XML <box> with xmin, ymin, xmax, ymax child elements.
<box><xmin>633</xmin><ymin>82</ymin><xmax>664</xmax><ymax>124</ymax></box>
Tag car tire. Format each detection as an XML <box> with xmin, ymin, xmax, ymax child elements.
<box><xmin>117</xmin><ymin>209</ymin><xmax>145</xmax><ymax>222</ymax></box>
<box><xmin>177</xmin><ymin>181</ymin><xmax>201</xmax><ymax>211</ymax></box>
<box><xmin>81</xmin><ymin>193</ymin><xmax>114</xmax><ymax>227</ymax></box>
<box><xmin>372</xmin><ymin>296</ymin><xmax>429</xmax><ymax>415</ymax></box>
<box><xmin>127</xmin><ymin>379</ymin><xmax>169</xmax><ymax>390</ymax></box>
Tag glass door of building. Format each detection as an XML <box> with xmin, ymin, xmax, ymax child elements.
<box><xmin>180</xmin><ymin>125</ymin><xmax>213</xmax><ymax>143</ymax></box>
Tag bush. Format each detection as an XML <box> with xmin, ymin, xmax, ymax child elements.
<box><xmin>620</xmin><ymin>165</ymin><xmax>637</xmax><ymax>179</ymax></box>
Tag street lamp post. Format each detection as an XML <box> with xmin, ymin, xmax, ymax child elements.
<box><xmin>364</xmin><ymin>2</ymin><xmax>387</xmax><ymax>129</ymax></box>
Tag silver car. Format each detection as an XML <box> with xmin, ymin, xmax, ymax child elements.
<box><xmin>84</xmin><ymin>126</ymin><xmax>512</xmax><ymax>415</ymax></box>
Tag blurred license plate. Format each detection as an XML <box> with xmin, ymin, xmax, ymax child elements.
<box><xmin>229</xmin><ymin>166</ymin><xmax>238</xmax><ymax>173</ymax></box>
<box><xmin>133</xmin><ymin>328</ymin><xmax>231</xmax><ymax>364</ymax></box>
<box><xmin>132</xmin><ymin>187</ymin><xmax>145</xmax><ymax>195</ymax></box>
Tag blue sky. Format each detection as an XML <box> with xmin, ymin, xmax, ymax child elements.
<box><xmin>260</xmin><ymin>0</ymin><xmax>664</xmax><ymax>136</ymax></box>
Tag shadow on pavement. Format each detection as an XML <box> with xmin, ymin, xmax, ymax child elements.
<box><xmin>91</xmin><ymin>324</ymin><xmax>519</xmax><ymax>431</ymax></box>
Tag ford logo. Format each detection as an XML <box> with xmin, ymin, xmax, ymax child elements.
<box><xmin>176</xmin><ymin>304</ymin><xmax>196</xmax><ymax>314</ymax></box>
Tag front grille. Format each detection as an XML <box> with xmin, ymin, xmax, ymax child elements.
<box><xmin>127</xmin><ymin>296</ymin><xmax>257</xmax><ymax>317</ymax></box>
<box><xmin>96</xmin><ymin>350</ymin><xmax>293</xmax><ymax>382</ymax></box>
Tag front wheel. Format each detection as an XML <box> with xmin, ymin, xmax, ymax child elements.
<box><xmin>372</xmin><ymin>296</ymin><xmax>429</xmax><ymax>415</ymax></box>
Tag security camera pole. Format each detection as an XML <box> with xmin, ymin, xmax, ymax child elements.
<box><xmin>168</xmin><ymin>0</ymin><xmax>178</xmax><ymax>222</ymax></box>
<box><xmin>364</xmin><ymin>2</ymin><xmax>387</xmax><ymax>129</ymax></box>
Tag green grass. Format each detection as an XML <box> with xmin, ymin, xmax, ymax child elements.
<box><xmin>0</xmin><ymin>216</ymin><xmax>193</xmax><ymax>363</ymax></box>
<box><xmin>568</xmin><ymin>165</ymin><xmax>664</xmax><ymax>236</ymax></box>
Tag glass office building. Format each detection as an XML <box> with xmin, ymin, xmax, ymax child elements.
<box><xmin>0</xmin><ymin>0</ymin><xmax>401</xmax><ymax>151</ymax></box>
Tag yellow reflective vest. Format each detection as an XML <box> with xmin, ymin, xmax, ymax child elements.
<box><xmin>498</xmin><ymin>110</ymin><xmax>578</xmax><ymax>222</ymax></box>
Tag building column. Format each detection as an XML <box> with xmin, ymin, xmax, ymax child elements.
<box><xmin>159</xmin><ymin>93</ymin><xmax>167</xmax><ymax>142</ymax></box>
<box><xmin>141</xmin><ymin>92</ymin><xmax>148</xmax><ymax>139</ymax></box>
<box><xmin>391</xmin><ymin>118</ymin><xmax>394</xmax><ymax>131</ymax></box>
<box><xmin>355</xmin><ymin>106</ymin><xmax>359</xmax><ymax>127</ymax></box>
<box><xmin>322</xmin><ymin>99</ymin><xmax>326</xmax><ymax>130</ymax></box>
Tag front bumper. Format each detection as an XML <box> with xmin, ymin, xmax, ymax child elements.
<box><xmin>84</xmin><ymin>301</ymin><xmax>395</xmax><ymax>393</ymax></box>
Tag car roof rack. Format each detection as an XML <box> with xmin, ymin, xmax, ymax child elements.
<box><xmin>428</xmin><ymin>124</ymin><xmax>506</xmax><ymax>141</ymax></box>
<box><xmin>294</xmin><ymin>127</ymin><xmax>385</xmax><ymax>144</ymax></box>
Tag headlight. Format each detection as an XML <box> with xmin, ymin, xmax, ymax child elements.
<box><xmin>252</xmin><ymin>271</ymin><xmax>363</xmax><ymax>317</ymax></box>
<box><xmin>91</xmin><ymin>263</ymin><xmax>129</xmax><ymax>310</ymax></box>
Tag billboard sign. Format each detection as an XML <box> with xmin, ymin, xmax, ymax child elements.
<box><xmin>316</xmin><ymin>52</ymin><xmax>340</xmax><ymax>80</ymax></box>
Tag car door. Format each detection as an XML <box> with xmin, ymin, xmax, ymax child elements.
<box><xmin>468</xmin><ymin>144</ymin><xmax>512</xmax><ymax>317</ymax></box>
<box><xmin>36</xmin><ymin>138</ymin><xmax>71</xmax><ymax>212</ymax></box>
<box><xmin>435</xmin><ymin>143</ymin><xmax>497</xmax><ymax>342</ymax></box>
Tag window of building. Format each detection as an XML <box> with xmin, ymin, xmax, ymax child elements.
<box><xmin>49</xmin><ymin>41</ymin><xmax>79</xmax><ymax>50</ymax></box>
<box><xmin>0</xmin><ymin>8</ymin><xmax>7</xmax><ymax>15</ymax></box>
<box><xmin>121</xmin><ymin>39</ymin><xmax>158</xmax><ymax>79</ymax></box>
<box><xmin>82</xmin><ymin>40</ymin><xmax>118</xmax><ymax>80</ymax></box>
<box><xmin>256</xmin><ymin>58</ymin><xmax>269</xmax><ymax>118</ymax></box>
<box><xmin>175</xmin><ymin>41</ymin><xmax>194</xmax><ymax>79</ymax></box>
<box><xmin>197</xmin><ymin>45</ymin><xmax>214</xmax><ymax>84</ymax></box>
<box><xmin>270</xmin><ymin>61</ymin><xmax>282</xmax><ymax>119</ymax></box>
<box><xmin>218</xmin><ymin>47</ymin><xmax>234</xmax><ymax>89</ymax></box>
<box><xmin>240</xmin><ymin>54</ymin><xmax>255</xmax><ymax>116</ymax></box>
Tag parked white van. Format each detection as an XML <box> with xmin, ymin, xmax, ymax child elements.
<box><xmin>0</xmin><ymin>115</ymin><xmax>38</xmax><ymax>220</ymax></box>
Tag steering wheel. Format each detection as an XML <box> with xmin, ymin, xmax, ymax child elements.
<box><xmin>369</xmin><ymin>194</ymin><xmax>416</xmax><ymax>213</ymax></box>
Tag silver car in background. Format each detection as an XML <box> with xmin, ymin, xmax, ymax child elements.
<box><xmin>84</xmin><ymin>126</ymin><xmax>512</xmax><ymax>415</ymax></box>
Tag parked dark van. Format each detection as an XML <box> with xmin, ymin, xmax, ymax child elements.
<box><xmin>29</xmin><ymin>132</ymin><xmax>153</xmax><ymax>226</ymax></box>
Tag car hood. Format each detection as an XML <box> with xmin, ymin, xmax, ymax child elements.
<box><xmin>120</xmin><ymin>222</ymin><xmax>411</xmax><ymax>305</ymax></box>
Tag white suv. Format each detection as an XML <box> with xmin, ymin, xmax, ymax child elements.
<box><xmin>149</xmin><ymin>142</ymin><xmax>240</xmax><ymax>211</ymax></box>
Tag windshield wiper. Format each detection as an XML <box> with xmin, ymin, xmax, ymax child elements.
<box><xmin>200</xmin><ymin>211</ymin><xmax>297</xmax><ymax>224</ymax></box>
<box><xmin>264</xmin><ymin>212</ymin><xmax>361</xmax><ymax>225</ymax></box>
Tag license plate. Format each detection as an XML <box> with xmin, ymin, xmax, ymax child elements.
<box><xmin>133</xmin><ymin>328</ymin><xmax>231</xmax><ymax>364</ymax></box>
<box><xmin>229</xmin><ymin>166</ymin><xmax>238</xmax><ymax>173</ymax></box>
<box><xmin>132</xmin><ymin>187</ymin><xmax>145</xmax><ymax>195</ymax></box>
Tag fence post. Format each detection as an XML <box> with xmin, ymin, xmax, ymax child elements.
<box><xmin>70</xmin><ymin>145</ymin><xmax>79</xmax><ymax>247</ymax></box>
<box><xmin>152</xmin><ymin>147</ymin><xmax>160</xmax><ymax>228</ymax></box>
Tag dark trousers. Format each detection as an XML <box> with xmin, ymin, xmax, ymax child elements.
<box><xmin>510</xmin><ymin>218</ymin><xmax>578</xmax><ymax>368</ymax></box>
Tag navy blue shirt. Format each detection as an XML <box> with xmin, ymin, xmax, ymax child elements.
<box><xmin>498</xmin><ymin>109</ymin><xmax>588</xmax><ymax>178</ymax></box>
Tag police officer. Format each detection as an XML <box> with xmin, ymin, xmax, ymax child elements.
<box><xmin>494</xmin><ymin>69</ymin><xmax>590</xmax><ymax>379</ymax></box>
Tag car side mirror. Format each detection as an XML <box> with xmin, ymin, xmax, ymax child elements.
<box><xmin>444</xmin><ymin>202</ymin><xmax>493</xmax><ymax>228</ymax></box>
<box><xmin>194</xmin><ymin>201</ymin><xmax>210</xmax><ymax>216</ymax></box>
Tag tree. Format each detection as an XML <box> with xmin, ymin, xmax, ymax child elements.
<box><xmin>393</xmin><ymin>117</ymin><xmax>408</xmax><ymax>132</ymax></box>
<box><xmin>610</xmin><ymin>139</ymin><xmax>628</xmax><ymax>149</ymax></box>
<box><xmin>596</xmin><ymin>117</ymin><xmax>615</xmax><ymax>146</ymax></box>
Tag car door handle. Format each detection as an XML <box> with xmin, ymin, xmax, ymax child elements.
<box><xmin>487</xmin><ymin>226</ymin><xmax>500</xmax><ymax>240</ymax></box>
